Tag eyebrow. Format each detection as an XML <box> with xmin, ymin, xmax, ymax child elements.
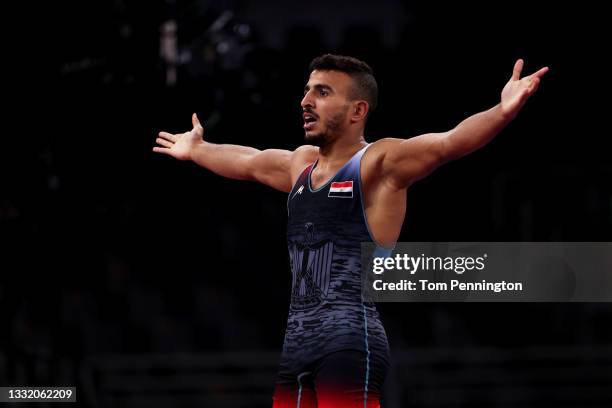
<box><xmin>304</xmin><ymin>83</ymin><xmax>333</xmax><ymax>93</ymax></box>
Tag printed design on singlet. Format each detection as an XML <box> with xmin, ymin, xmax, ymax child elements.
<box><xmin>283</xmin><ymin>144</ymin><xmax>391</xmax><ymax>372</ymax></box>
<box><xmin>288</xmin><ymin>222</ymin><xmax>334</xmax><ymax>310</ymax></box>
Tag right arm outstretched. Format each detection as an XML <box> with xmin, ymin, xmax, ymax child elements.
<box><xmin>153</xmin><ymin>113</ymin><xmax>318</xmax><ymax>193</ymax></box>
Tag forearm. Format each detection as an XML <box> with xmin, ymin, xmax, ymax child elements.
<box><xmin>190</xmin><ymin>141</ymin><xmax>260</xmax><ymax>180</ymax></box>
<box><xmin>443</xmin><ymin>104</ymin><xmax>513</xmax><ymax>161</ymax></box>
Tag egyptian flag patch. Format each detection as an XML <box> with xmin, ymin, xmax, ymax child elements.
<box><xmin>328</xmin><ymin>181</ymin><xmax>353</xmax><ymax>198</ymax></box>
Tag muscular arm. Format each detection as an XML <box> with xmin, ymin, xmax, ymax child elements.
<box><xmin>154</xmin><ymin>113</ymin><xmax>317</xmax><ymax>193</ymax></box>
<box><xmin>381</xmin><ymin>59</ymin><xmax>549</xmax><ymax>189</ymax></box>
<box><xmin>190</xmin><ymin>143</ymin><xmax>299</xmax><ymax>192</ymax></box>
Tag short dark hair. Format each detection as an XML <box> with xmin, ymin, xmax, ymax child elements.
<box><xmin>308</xmin><ymin>54</ymin><xmax>378</xmax><ymax>114</ymax></box>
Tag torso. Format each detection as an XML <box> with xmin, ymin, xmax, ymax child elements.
<box><xmin>284</xmin><ymin>144</ymin><xmax>390</xmax><ymax>367</ymax></box>
<box><xmin>297</xmin><ymin>142</ymin><xmax>406</xmax><ymax>248</ymax></box>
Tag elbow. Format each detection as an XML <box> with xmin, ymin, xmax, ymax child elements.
<box><xmin>420</xmin><ymin>132</ymin><xmax>450</xmax><ymax>169</ymax></box>
<box><xmin>437</xmin><ymin>130</ymin><xmax>464</xmax><ymax>163</ymax></box>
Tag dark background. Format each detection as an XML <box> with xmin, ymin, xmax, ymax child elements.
<box><xmin>2</xmin><ymin>1</ymin><xmax>611</xmax><ymax>406</ymax></box>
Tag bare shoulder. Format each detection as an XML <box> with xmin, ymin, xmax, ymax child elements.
<box><xmin>291</xmin><ymin>145</ymin><xmax>319</xmax><ymax>167</ymax></box>
<box><xmin>366</xmin><ymin>138</ymin><xmax>403</xmax><ymax>157</ymax></box>
<box><xmin>293</xmin><ymin>144</ymin><xmax>319</xmax><ymax>158</ymax></box>
<box><xmin>290</xmin><ymin>145</ymin><xmax>319</xmax><ymax>185</ymax></box>
<box><xmin>362</xmin><ymin>138</ymin><xmax>402</xmax><ymax>175</ymax></box>
<box><xmin>365</xmin><ymin>133</ymin><xmax>448</xmax><ymax>190</ymax></box>
<box><xmin>369</xmin><ymin>135</ymin><xmax>442</xmax><ymax>158</ymax></box>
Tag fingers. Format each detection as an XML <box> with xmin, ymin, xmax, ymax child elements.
<box><xmin>531</xmin><ymin>66</ymin><xmax>549</xmax><ymax>79</ymax></box>
<box><xmin>158</xmin><ymin>131</ymin><xmax>177</xmax><ymax>142</ymax></box>
<box><xmin>192</xmin><ymin>113</ymin><xmax>201</xmax><ymax>128</ymax></box>
<box><xmin>152</xmin><ymin>146</ymin><xmax>171</xmax><ymax>155</ymax></box>
<box><xmin>156</xmin><ymin>137</ymin><xmax>173</xmax><ymax>148</ymax></box>
<box><xmin>511</xmin><ymin>59</ymin><xmax>524</xmax><ymax>81</ymax></box>
<box><xmin>156</xmin><ymin>114</ymin><xmax>202</xmax><ymax>153</ymax></box>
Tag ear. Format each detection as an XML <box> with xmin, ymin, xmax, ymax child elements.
<box><xmin>350</xmin><ymin>100</ymin><xmax>369</xmax><ymax>123</ymax></box>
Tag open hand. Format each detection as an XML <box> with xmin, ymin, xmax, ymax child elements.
<box><xmin>500</xmin><ymin>59</ymin><xmax>549</xmax><ymax>120</ymax></box>
<box><xmin>153</xmin><ymin>113</ymin><xmax>204</xmax><ymax>161</ymax></box>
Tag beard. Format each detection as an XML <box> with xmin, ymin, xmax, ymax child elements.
<box><xmin>304</xmin><ymin>110</ymin><xmax>347</xmax><ymax>147</ymax></box>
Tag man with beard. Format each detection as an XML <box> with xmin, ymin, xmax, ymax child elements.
<box><xmin>153</xmin><ymin>54</ymin><xmax>548</xmax><ymax>407</ymax></box>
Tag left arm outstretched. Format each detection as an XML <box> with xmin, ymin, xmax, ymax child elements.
<box><xmin>380</xmin><ymin>59</ymin><xmax>549</xmax><ymax>189</ymax></box>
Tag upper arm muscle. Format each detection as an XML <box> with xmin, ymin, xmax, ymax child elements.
<box><xmin>249</xmin><ymin>149</ymin><xmax>293</xmax><ymax>192</ymax></box>
<box><xmin>380</xmin><ymin>133</ymin><xmax>449</xmax><ymax>189</ymax></box>
<box><xmin>248</xmin><ymin>145</ymin><xmax>319</xmax><ymax>193</ymax></box>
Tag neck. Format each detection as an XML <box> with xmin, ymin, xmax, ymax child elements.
<box><xmin>316</xmin><ymin>133</ymin><xmax>367</xmax><ymax>171</ymax></box>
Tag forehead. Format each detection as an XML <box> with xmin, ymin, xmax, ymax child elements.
<box><xmin>306</xmin><ymin>70</ymin><xmax>353</xmax><ymax>91</ymax></box>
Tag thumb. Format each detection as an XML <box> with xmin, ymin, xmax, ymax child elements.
<box><xmin>511</xmin><ymin>59</ymin><xmax>524</xmax><ymax>81</ymax></box>
<box><xmin>192</xmin><ymin>113</ymin><xmax>201</xmax><ymax>128</ymax></box>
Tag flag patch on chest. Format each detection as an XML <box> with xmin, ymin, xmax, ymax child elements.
<box><xmin>328</xmin><ymin>181</ymin><xmax>353</xmax><ymax>198</ymax></box>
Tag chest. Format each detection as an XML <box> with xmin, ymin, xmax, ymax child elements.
<box><xmin>288</xmin><ymin>175</ymin><xmax>362</xmax><ymax>223</ymax></box>
<box><xmin>310</xmin><ymin>168</ymin><xmax>338</xmax><ymax>191</ymax></box>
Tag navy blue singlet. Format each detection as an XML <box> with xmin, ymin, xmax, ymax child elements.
<box><xmin>281</xmin><ymin>143</ymin><xmax>391</xmax><ymax>373</ymax></box>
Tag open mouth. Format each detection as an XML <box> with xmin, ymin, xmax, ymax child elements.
<box><xmin>303</xmin><ymin>113</ymin><xmax>317</xmax><ymax>130</ymax></box>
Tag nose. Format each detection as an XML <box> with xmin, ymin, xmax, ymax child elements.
<box><xmin>301</xmin><ymin>90</ymin><xmax>314</xmax><ymax>110</ymax></box>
